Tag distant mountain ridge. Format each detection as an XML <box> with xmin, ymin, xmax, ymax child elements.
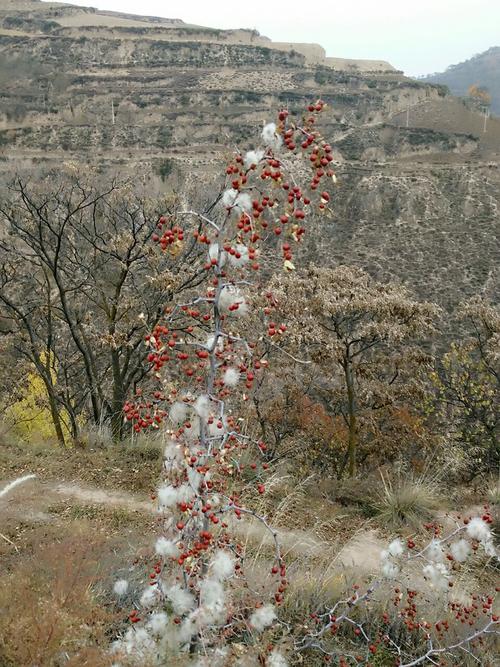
<box><xmin>422</xmin><ymin>47</ymin><xmax>500</xmax><ymax>114</ymax></box>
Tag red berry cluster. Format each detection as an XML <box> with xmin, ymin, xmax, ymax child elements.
<box><xmin>151</xmin><ymin>216</ymin><xmax>184</xmax><ymax>249</ymax></box>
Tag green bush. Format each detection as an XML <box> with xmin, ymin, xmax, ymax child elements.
<box><xmin>154</xmin><ymin>158</ymin><xmax>174</xmax><ymax>181</ymax></box>
<box><xmin>156</xmin><ymin>126</ymin><xmax>172</xmax><ymax>148</ymax></box>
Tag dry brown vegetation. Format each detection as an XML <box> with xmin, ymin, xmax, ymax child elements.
<box><xmin>1</xmin><ymin>433</ymin><xmax>498</xmax><ymax>665</ymax></box>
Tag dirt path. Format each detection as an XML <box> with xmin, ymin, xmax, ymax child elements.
<box><xmin>0</xmin><ymin>475</ymin><xmax>386</xmax><ymax>574</ymax></box>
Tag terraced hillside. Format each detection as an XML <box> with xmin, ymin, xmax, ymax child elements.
<box><xmin>0</xmin><ymin>0</ymin><xmax>498</xmax><ymax>309</ymax></box>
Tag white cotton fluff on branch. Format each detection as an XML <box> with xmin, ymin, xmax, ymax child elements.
<box><xmin>187</xmin><ymin>466</ymin><xmax>203</xmax><ymax>492</ymax></box>
<box><xmin>157</xmin><ymin>484</ymin><xmax>178</xmax><ymax>508</ymax></box>
<box><xmin>466</xmin><ymin>518</ymin><xmax>491</xmax><ymax>542</ymax></box>
<box><xmin>118</xmin><ymin>627</ymin><xmax>156</xmax><ymax>659</ymax></box>
<box><xmin>177</xmin><ymin>615</ymin><xmax>198</xmax><ymax>645</ymax></box>
<box><xmin>113</xmin><ymin>579</ymin><xmax>129</xmax><ymax>596</ymax></box>
<box><xmin>388</xmin><ymin>538</ymin><xmax>405</xmax><ymax>557</ymax></box>
<box><xmin>157</xmin><ymin>483</ymin><xmax>194</xmax><ymax>509</ymax></box>
<box><xmin>169</xmin><ymin>401</ymin><xmax>188</xmax><ymax>424</ymax></box>
<box><xmin>227</xmin><ymin>243</ymin><xmax>250</xmax><ymax>268</ymax></box>
<box><xmin>249</xmin><ymin>604</ymin><xmax>277</xmax><ymax>631</ymax></box>
<box><xmin>140</xmin><ymin>587</ymin><xmax>159</xmax><ymax>608</ymax></box>
<box><xmin>235</xmin><ymin>192</ymin><xmax>252</xmax><ymax>213</ymax></box>
<box><xmin>381</xmin><ymin>560</ymin><xmax>400</xmax><ymax>578</ymax></box>
<box><xmin>210</xmin><ymin>550</ymin><xmax>235</xmax><ymax>580</ymax></box>
<box><xmin>381</xmin><ymin>540</ymin><xmax>404</xmax><ymax>579</ymax></box>
<box><xmin>450</xmin><ymin>539</ymin><xmax>471</xmax><ymax>563</ymax></box>
<box><xmin>194</xmin><ymin>395</ymin><xmax>211</xmax><ymax>421</ymax></box>
<box><xmin>222</xmin><ymin>188</ymin><xmax>252</xmax><ymax>213</ymax></box>
<box><xmin>218</xmin><ymin>286</ymin><xmax>249</xmax><ymax>317</ymax></box>
<box><xmin>422</xmin><ymin>563</ymin><xmax>449</xmax><ymax>591</ymax></box>
<box><xmin>177</xmin><ymin>483</ymin><xmax>195</xmax><ymax>503</ymax></box>
<box><xmin>206</xmin><ymin>334</ymin><xmax>224</xmax><ymax>351</ymax></box>
<box><xmin>166</xmin><ymin>584</ymin><xmax>195</xmax><ymax>615</ymax></box>
<box><xmin>208</xmin><ymin>243</ymin><xmax>227</xmax><ymax>267</ymax></box>
<box><xmin>222</xmin><ymin>188</ymin><xmax>238</xmax><ymax>207</ymax></box>
<box><xmin>164</xmin><ymin>439</ymin><xmax>182</xmax><ymax>467</ymax></box>
<box><xmin>466</xmin><ymin>518</ymin><xmax>496</xmax><ymax>557</ymax></box>
<box><xmin>262</xmin><ymin>122</ymin><xmax>283</xmax><ymax>150</ymax></box>
<box><xmin>244</xmin><ymin>149</ymin><xmax>264</xmax><ymax>169</ymax></box>
<box><xmin>427</xmin><ymin>539</ymin><xmax>444</xmax><ymax>563</ymax></box>
<box><xmin>200</xmin><ymin>579</ymin><xmax>225</xmax><ymax>621</ymax></box>
<box><xmin>268</xmin><ymin>651</ymin><xmax>288</xmax><ymax>667</ymax></box>
<box><xmin>147</xmin><ymin>611</ymin><xmax>169</xmax><ymax>636</ymax></box>
<box><xmin>223</xmin><ymin>367</ymin><xmax>240</xmax><ymax>387</ymax></box>
<box><xmin>184</xmin><ymin>415</ymin><xmax>201</xmax><ymax>443</ymax></box>
<box><xmin>155</xmin><ymin>536</ymin><xmax>178</xmax><ymax>558</ymax></box>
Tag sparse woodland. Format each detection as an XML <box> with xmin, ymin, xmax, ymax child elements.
<box><xmin>0</xmin><ymin>103</ymin><xmax>498</xmax><ymax>667</ymax></box>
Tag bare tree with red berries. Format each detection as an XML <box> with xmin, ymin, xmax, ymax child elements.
<box><xmin>110</xmin><ymin>104</ymin><xmax>498</xmax><ymax>667</ymax></box>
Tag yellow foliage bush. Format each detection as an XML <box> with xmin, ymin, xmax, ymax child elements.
<box><xmin>4</xmin><ymin>359</ymin><xmax>71</xmax><ymax>442</ymax></box>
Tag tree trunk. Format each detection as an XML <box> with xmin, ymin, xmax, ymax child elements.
<box><xmin>110</xmin><ymin>349</ymin><xmax>125</xmax><ymax>441</ymax></box>
<box><xmin>35</xmin><ymin>353</ymin><xmax>66</xmax><ymax>447</ymax></box>
<box><xmin>344</xmin><ymin>359</ymin><xmax>358</xmax><ymax>477</ymax></box>
<box><xmin>47</xmin><ymin>392</ymin><xmax>66</xmax><ymax>447</ymax></box>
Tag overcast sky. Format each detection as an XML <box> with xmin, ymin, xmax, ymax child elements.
<box><xmin>47</xmin><ymin>0</ymin><xmax>498</xmax><ymax>76</ymax></box>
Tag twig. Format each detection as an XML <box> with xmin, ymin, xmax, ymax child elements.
<box><xmin>0</xmin><ymin>532</ymin><xmax>19</xmax><ymax>552</ymax></box>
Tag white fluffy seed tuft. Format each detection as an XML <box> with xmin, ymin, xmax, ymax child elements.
<box><xmin>210</xmin><ymin>550</ymin><xmax>235</xmax><ymax>580</ymax></box>
<box><xmin>249</xmin><ymin>604</ymin><xmax>276</xmax><ymax>631</ymax></box>
<box><xmin>118</xmin><ymin>626</ymin><xmax>155</xmax><ymax>658</ymax></box>
<box><xmin>222</xmin><ymin>189</ymin><xmax>252</xmax><ymax>213</ymax></box>
<box><xmin>268</xmin><ymin>651</ymin><xmax>288</xmax><ymax>667</ymax></box>
<box><xmin>381</xmin><ymin>560</ymin><xmax>400</xmax><ymax>578</ymax></box>
<box><xmin>466</xmin><ymin>517</ymin><xmax>491</xmax><ymax>542</ymax></box>
<box><xmin>194</xmin><ymin>394</ymin><xmax>211</xmax><ymax>421</ymax></box>
<box><xmin>113</xmin><ymin>579</ymin><xmax>129</xmax><ymax>596</ymax></box>
<box><xmin>228</xmin><ymin>243</ymin><xmax>250</xmax><ymax>268</ymax></box>
<box><xmin>208</xmin><ymin>243</ymin><xmax>227</xmax><ymax>266</ymax></box>
<box><xmin>140</xmin><ymin>586</ymin><xmax>159</xmax><ymax>608</ymax></box>
<box><xmin>147</xmin><ymin>611</ymin><xmax>169</xmax><ymax>635</ymax></box>
<box><xmin>244</xmin><ymin>149</ymin><xmax>264</xmax><ymax>169</ymax></box>
<box><xmin>183</xmin><ymin>415</ymin><xmax>201</xmax><ymax>443</ymax></box>
<box><xmin>388</xmin><ymin>538</ymin><xmax>404</xmax><ymax>557</ymax></box>
<box><xmin>262</xmin><ymin>122</ymin><xmax>282</xmax><ymax>150</ymax></box>
<box><xmin>166</xmin><ymin>584</ymin><xmax>195</xmax><ymax>615</ymax></box>
<box><xmin>200</xmin><ymin>579</ymin><xmax>225</xmax><ymax>620</ymax></box>
<box><xmin>169</xmin><ymin>401</ymin><xmax>188</xmax><ymax>425</ymax></box>
<box><xmin>222</xmin><ymin>188</ymin><xmax>238</xmax><ymax>207</ymax></box>
<box><xmin>223</xmin><ymin>367</ymin><xmax>240</xmax><ymax>387</ymax></box>
<box><xmin>427</xmin><ymin>539</ymin><xmax>444</xmax><ymax>563</ymax></box>
<box><xmin>157</xmin><ymin>484</ymin><xmax>178</xmax><ymax>508</ymax></box>
<box><xmin>164</xmin><ymin>439</ymin><xmax>182</xmax><ymax>466</ymax></box>
<box><xmin>218</xmin><ymin>286</ymin><xmax>248</xmax><ymax>317</ymax></box>
<box><xmin>422</xmin><ymin>563</ymin><xmax>449</xmax><ymax>590</ymax></box>
<box><xmin>450</xmin><ymin>539</ymin><xmax>471</xmax><ymax>563</ymax></box>
<box><xmin>155</xmin><ymin>536</ymin><xmax>178</xmax><ymax>558</ymax></box>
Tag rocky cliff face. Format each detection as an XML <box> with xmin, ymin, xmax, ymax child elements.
<box><xmin>0</xmin><ymin>0</ymin><xmax>498</xmax><ymax>310</ymax></box>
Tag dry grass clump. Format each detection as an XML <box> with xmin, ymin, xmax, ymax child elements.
<box><xmin>486</xmin><ymin>476</ymin><xmax>500</xmax><ymax>506</ymax></box>
<box><xmin>0</xmin><ymin>526</ymin><xmax>118</xmax><ymax>666</ymax></box>
<box><xmin>370</xmin><ymin>470</ymin><xmax>443</xmax><ymax>529</ymax></box>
